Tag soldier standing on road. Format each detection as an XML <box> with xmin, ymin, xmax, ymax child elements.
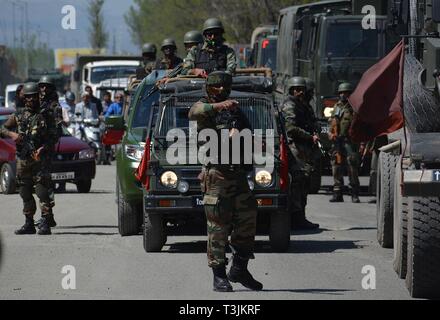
<box><xmin>282</xmin><ymin>76</ymin><xmax>320</xmax><ymax>230</ymax></box>
<box><xmin>189</xmin><ymin>71</ymin><xmax>263</xmax><ymax>293</ymax></box>
<box><xmin>155</xmin><ymin>38</ymin><xmax>183</xmax><ymax>70</ymax></box>
<box><xmin>137</xmin><ymin>43</ymin><xmax>157</xmax><ymax>79</ymax></box>
<box><xmin>183</xmin><ymin>30</ymin><xmax>204</xmax><ymax>53</ymax></box>
<box><xmin>0</xmin><ymin>83</ymin><xmax>58</xmax><ymax>235</ymax></box>
<box><xmin>328</xmin><ymin>83</ymin><xmax>361</xmax><ymax>203</ymax></box>
<box><xmin>181</xmin><ymin>18</ymin><xmax>237</xmax><ymax>77</ymax></box>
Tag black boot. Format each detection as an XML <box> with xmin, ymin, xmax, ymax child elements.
<box><xmin>330</xmin><ymin>191</ymin><xmax>344</xmax><ymax>203</ymax></box>
<box><xmin>15</xmin><ymin>215</ymin><xmax>36</xmax><ymax>235</ymax></box>
<box><xmin>351</xmin><ymin>190</ymin><xmax>361</xmax><ymax>204</ymax></box>
<box><xmin>213</xmin><ymin>265</ymin><xmax>233</xmax><ymax>292</ymax></box>
<box><xmin>37</xmin><ymin>215</ymin><xmax>52</xmax><ymax>235</ymax></box>
<box><xmin>35</xmin><ymin>213</ymin><xmax>57</xmax><ymax>228</ymax></box>
<box><xmin>228</xmin><ymin>256</ymin><xmax>263</xmax><ymax>291</ymax></box>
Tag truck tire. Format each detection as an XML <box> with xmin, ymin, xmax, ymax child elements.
<box><xmin>377</xmin><ymin>152</ymin><xmax>398</xmax><ymax>248</ymax></box>
<box><xmin>0</xmin><ymin>163</ymin><xmax>16</xmax><ymax>195</ymax></box>
<box><xmin>406</xmin><ymin>197</ymin><xmax>440</xmax><ymax>299</ymax></box>
<box><xmin>404</xmin><ymin>54</ymin><xmax>440</xmax><ymax>133</ymax></box>
<box><xmin>76</xmin><ymin>179</ymin><xmax>92</xmax><ymax>193</ymax></box>
<box><xmin>117</xmin><ymin>179</ymin><xmax>140</xmax><ymax>236</ymax></box>
<box><xmin>393</xmin><ymin>158</ymin><xmax>408</xmax><ymax>279</ymax></box>
<box><xmin>143</xmin><ymin>210</ymin><xmax>165</xmax><ymax>253</ymax></box>
<box><xmin>269</xmin><ymin>211</ymin><xmax>291</xmax><ymax>252</ymax></box>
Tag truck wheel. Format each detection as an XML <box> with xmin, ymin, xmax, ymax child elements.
<box><xmin>76</xmin><ymin>179</ymin><xmax>92</xmax><ymax>193</ymax></box>
<box><xmin>143</xmin><ymin>210</ymin><xmax>166</xmax><ymax>253</ymax></box>
<box><xmin>377</xmin><ymin>152</ymin><xmax>398</xmax><ymax>248</ymax></box>
<box><xmin>269</xmin><ymin>211</ymin><xmax>291</xmax><ymax>252</ymax></box>
<box><xmin>117</xmin><ymin>179</ymin><xmax>140</xmax><ymax>236</ymax></box>
<box><xmin>404</xmin><ymin>54</ymin><xmax>440</xmax><ymax>133</ymax></box>
<box><xmin>0</xmin><ymin>163</ymin><xmax>16</xmax><ymax>195</ymax></box>
<box><xmin>406</xmin><ymin>197</ymin><xmax>440</xmax><ymax>299</ymax></box>
<box><xmin>393</xmin><ymin>158</ymin><xmax>408</xmax><ymax>279</ymax></box>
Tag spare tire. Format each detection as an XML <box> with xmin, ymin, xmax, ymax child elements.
<box><xmin>377</xmin><ymin>152</ymin><xmax>398</xmax><ymax>248</ymax></box>
<box><xmin>406</xmin><ymin>197</ymin><xmax>440</xmax><ymax>299</ymax></box>
<box><xmin>403</xmin><ymin>54</ymin><xmax>440</xmax><ymax>133</ymax></box>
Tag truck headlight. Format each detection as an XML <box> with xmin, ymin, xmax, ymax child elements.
<box><xmin>255</xmin><ymin>170</ymin><xmax>272</xmax><ymax>187</ymax></box>
<box><xmin>125</xmin><ymin>144</ymin><xmax>144</xmax><ymax>161</ymax></box>
<box><xmin>78</xmin><ymin>148</ymin><xmax>95</xmax><ymax>160</ymax></box>
<box><xmin>160</xmin><ymin>171</ymin><xmax>178</xmax><ymax>189</ymax></box>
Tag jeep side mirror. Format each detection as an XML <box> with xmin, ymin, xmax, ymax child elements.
<box><xmin>105</xmin><ymin>116</ymin><xmax>125</xmax><ymax>131</ymax></box>
<box><xmin>433</xmin><ymin>0</ymin><xmax>440</xmax><ymax>23</ymax></box>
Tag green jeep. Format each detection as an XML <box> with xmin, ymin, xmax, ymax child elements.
<box><xmin>104</xmin><ymin>70</ymin><xmax>167</xmax><ymax>236</ymax></box>
<box><xmin>141</xmin><ymin>72</ymin><xmax>292</xmax><ymax>253</ymax></box>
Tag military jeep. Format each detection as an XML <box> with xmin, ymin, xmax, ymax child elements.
<box><xmin>141</xmin><ymin>70</ymin><xmax>292</xmax><ymax>253</ymax></box>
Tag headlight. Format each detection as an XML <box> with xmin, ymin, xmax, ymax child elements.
<box><xmin>160</xmin><ymin>171</ymin><xmax>178</xmax><ymax>189</ymax></box>
<box><xmin>78</xmin><ymin>149</ymin><xmax>95</xmax><ymax>160</ymax></box>
<box><xmin>177</xmin><ymin>181</ymin><xmax>190</xmax><ymax>193</ymax></box>
<box><xmin>125</xmin><ymin>144</ymin><xmax>144</xmax><ymax>161</ymax></box>
<box><xmin>255</xmin><ymin>170</ymin><xmax>272</xmax><ymax>188</ymax></box>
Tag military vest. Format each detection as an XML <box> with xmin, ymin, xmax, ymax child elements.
<box><xmin>333</xmin><ymin>101</ymin><xmax>354</xmax><ymax>137</ymax></box>
<box><xmin>194</xmin><ymin>45</ymin><xmax>228</xmax><ymax>74</ymax></box>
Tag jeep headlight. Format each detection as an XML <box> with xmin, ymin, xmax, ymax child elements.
<box><xmin>160</xmin><ymin>171</ymin><xmax>178</xmax><ymax>189</ymax></box>
<box><xmin>78</xmin><ymin>148</ymin><xmax>95</xmax><ymax>160</ymax></box>
<box><xmin>255</xmin><ymin>170</ymin><xmax>272</xmax><ymax>188</ymax></box>
<box><xmin>125</xmin><ymin>144</ymin><xmax>144</xmax><ymax>161</ymax></box>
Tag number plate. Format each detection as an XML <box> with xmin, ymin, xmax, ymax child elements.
<box><xmin>433</xmin><ymin>170</ymin><xmax>440</xmax><ymax>182</ymax></box>
<box><xmin>321</xmin><ymin>125</ymin><xmax>330</xmax><ymax>135</ymax></box>
<box><xmin>51</xmin><ymin>172</ymin><xmax>75</xmax><ymax>181</ymax></box>
<box><xmin>194</xmin><ymin>196</ymin><xmax>204</xmax><ymax>207</ymax></box>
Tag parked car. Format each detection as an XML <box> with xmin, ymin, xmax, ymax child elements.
<box><xmin>0</xmin><ymin>107</ymin><xmax>97</xmax><ymax>194</ymax></box>
<box><xmin>4</xmin><ymin>84</ymin><xmax>21</xmax><ymax>109</ymax></box>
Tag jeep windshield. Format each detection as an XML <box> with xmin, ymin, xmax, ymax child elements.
<box><xmin>156</xmin><ymin>95</ymin><xmax>277</xmax><ymax>138</ymax></box>
<box><xmin>324</xmin><ymin>21</ymin><xmax>381</xmax><ymax>59</ymax></box>
<box><xmin>131</xmin><ymin>85</ymin><xmax>159</xmax><ymax>129</ymax></box>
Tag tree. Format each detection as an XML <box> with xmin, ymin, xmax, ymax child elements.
<box><xmin>88</xmin><ymin>0</ymin><xmax>108</xmax><ymax>51</ymax></box>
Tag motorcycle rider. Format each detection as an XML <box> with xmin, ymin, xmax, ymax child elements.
<box><xmin>61</xmin><ymin>91</ymin><xmax>76</xmax><ymax>127</ymax></box>
<box><xmin>74</xmin><ymin>92</ymin><xmax>99</xmax><ymax>137</ymax></box>
<box><xmin>104</xmin><ymin>92</ymin><xmax>123</xmax><ymax>117</ymax></box>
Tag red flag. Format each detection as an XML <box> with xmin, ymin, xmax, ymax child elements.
<box><xmin>134</xmin><ymin>138</ymin><xmax>150</xmax><ymax>191</ymax></box>
<box><xmin>349</xmin><ymin>40</ymin><xmax>405</xmax><ymax>143</ymax></box>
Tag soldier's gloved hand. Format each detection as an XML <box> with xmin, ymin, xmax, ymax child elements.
<box><xmin>9</xmin><ymin>132</ymin><xmax>21</xmax><ymax>143</ymax></box>
<box><xmin>312</xmin><ymin>135</ymin><xmax>320</xmax><ymax>145</ymax></box>
<box><xmin>32</xmin><ymin>147</ymin><xmax>45</xmax><ymax>162</ymax></box>
<box><xmin>213</xmin><ymin>100</ymin><xmax>239</xmax><ymax>112</ymax></box>
<box><xmin>191</xmin><ymin>68</ymin><xmax>208</xmax><ymax>78</ymax></box>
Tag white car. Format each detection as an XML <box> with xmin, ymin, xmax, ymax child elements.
<box><xmin>4</xmin><ymin>83</ymin><xmax>21</xmax><ymax>108</ymax></box>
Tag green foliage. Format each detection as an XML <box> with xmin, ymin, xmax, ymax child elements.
<box><xmin>88</xmin><ymin>0</ymin><xmax>108</xmax><ymax>51</ymax></box>
<box><xmin>125</xmin><ymin>0</ymin><xmax>314</xmax><ymax>51</ymax></box>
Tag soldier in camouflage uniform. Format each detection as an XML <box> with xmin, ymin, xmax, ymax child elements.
<box><xmin>189</xmin><ymin>71</ymin><xmax>263</xmax><ymax>292</ymax></box>
<box><xmin>0</xmin><ymin>83</ymin><xmax>58</xmax><ymax>235</ymax></box>
<box><xmin>155</xmin><ymin>38</ymin><xmax>183</xmax><ymax>70</ymax></box>
<box><xmin>183</xmin><ymin>30</ymin><xmax>204</xmax><ymax>53</ymax></box>
<box><xmin>328</xmin><ymin>83</ymin><xmax>361</xmax><ymax>203</ymax></box>
<box><xmin>282</xmin><ymin>76</ymin><xmax>320</xmax><ymax>230</ymax></box>
<box><xmin>137</xmin><ymin>43</ymin><xmax>157</xmax><ymax>79</ymax></box>
<box><xmin>181</xmin><ymin>18</ymin><xmax>237</xmax><ymax>77</ymax></box>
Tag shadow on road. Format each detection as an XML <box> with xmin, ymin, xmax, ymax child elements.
<box><xmin>55</xmin><ymin>190</ymin><xmax>114</xmax><ymax>195</ymax></box>
<box><xmin>165</xmin><ymin>239</ymin><xmax>362</xmax><ymax>254</ymax></box>
<box><xmin>234</xmin><ymin>288</ymin><xmax>353</xmax><ymax>295</ymax></box>
<box><xmin>56</xmin><ymin>226</ymin><xmax>117</xmax><ymax>230</ymax></box>
<box><xmin>53</xmin><ymin>225</ymin><xmax>119</xmax><ymax>236</ymax></box>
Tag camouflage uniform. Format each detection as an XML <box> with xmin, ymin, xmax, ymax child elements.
<box><xmin>154</xmin><ymin>56</ymin><xmax>183</xmax><ymax>70</ymax></box>
<box><xmin>282</xmin><ymin>95</ymin><xmax>319</xmax><ymax>225</ymax></box>
<box><xmin>181</xmin><ymin>42</ymin><xmax>237</xmax><ymax>75</ymax></box>
<box><xmin>329</xmin><ymin>100</ymin><xmax>361</xmax><ymax>202</ymax></box>
<box><xmin>189</xmin><ymin>99</ymin><xmax>257</xmax><ymax>268</ymax></box>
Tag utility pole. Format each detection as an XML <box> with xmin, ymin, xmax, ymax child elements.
<box><xmin>12</xmin><ymin>2</ymin><xmax>16</xmax><ymax>48</ymax></box>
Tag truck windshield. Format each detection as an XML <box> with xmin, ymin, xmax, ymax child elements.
<box><xmin>260</xmin><ymin>38</ymin><xmax>277</xmax><ymax>70</ymax></box>
<box><xmin>324</xmin><ymin>22</ymin><xmax>380</xmax><ymax>58</ymax></box>
<box><xmin>91</xmin><ymin>66</ymin><xmax>138</xmax><ymax>84</ymax></box>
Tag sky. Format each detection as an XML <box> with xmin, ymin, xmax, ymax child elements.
<box><xmin>0</xmin><ymin>0</ymin><xmax>138</xmax><ymax>53</ymax></box>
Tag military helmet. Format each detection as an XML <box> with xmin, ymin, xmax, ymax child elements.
<box><xmin>65</xmin><ymin>91</ymin><xmax>76</xmax><ymax>101</ymax></box>
<box><xmin>338</xmin><ymin>82</ymin><xmax>354</xmax><ymax>93</ymax></box>
<box><xmin>142</xmin><ymin>43</ymin><xmax>157</xmax><ymax>54</ymax></box>
<box><xmin>184</xmin><ymin>30</ymin><xmax>204</xmax><ymax>45</ymax></box>
<box><xmin>38</xmin><ymin>75</ymin><xmax>55</xmax><ymax>87</ymax></box>
<box><xmin>161</xmin><ymin>38</ymin><xmax>177</xmax><ymax>49</ymax></box>
<box><xmin>207</xmin><ymin>71</ymin><xmax>232</xmax><ymax>88</ymax></box>
<box><xmin>304</xmin><ymin>77</ymin><xmax>315</xmax><ymax>91</ymax></box>
<box><xmin>203</xmin><ymin>18</ymin><xmax>225</xmax><ymax>34</ymax></box>
<box><xmin>23</xmin><ymin>82</ymin><xmax>39</xmax><ymax>96</ymax></box>
<box><xmin>287</xmin><ymin>76</ymin><xmax>306</xmax><ymax>89</ymax></box>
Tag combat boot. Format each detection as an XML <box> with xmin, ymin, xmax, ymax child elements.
<box><xmin>351</xmin><ymin>190</ymin><xmax>361</xmax><ymax>204</ymax></box>
<box><xmin>330</xmin><ymin>191</ymin><xmax>344</xmax><ymax>203</ymax></box>
<box><xmin>37</xmin><ymin>215</ymin><xmax>52</xmax><ymax>235</ymax></box>
<box><xmin>15</xmin><ymin>215</ymin><xmax>36</xmax><ymax>235</ymax></box>
<box><xmin>212</xmin><ymin>265</ymin><xmax>233</xmax><ymax>292</ymax></box>
<box><xmin>35</xmin><ymin>213</ymin><xmax>57</xmax><ymax>228</ymax></box>
<box><xmin>227</xmin><ymin>255</ymin><xmax>263</xmax><ymax>291</ymax></box>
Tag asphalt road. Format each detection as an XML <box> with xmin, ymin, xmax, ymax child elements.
<box><xmin>0</xmin><ymin>164</ymin><xmax>413</xmax><ymax>300</ymax></box>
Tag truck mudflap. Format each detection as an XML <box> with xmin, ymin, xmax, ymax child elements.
<box><xmin>403</xmin><ymin>169</ymin><xmax>440</xmax><ymax>197</ymax></box>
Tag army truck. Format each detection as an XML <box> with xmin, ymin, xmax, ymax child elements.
<box><xmin>375</xmin><ymin>0</ymin><xmax>440</xmax><ymax>299</ymax></box>
<box><xmin>249</xmin><ymin>25</ymin><xmax>278</xmax><ymax>69</ymax></box>
<box><xmin>140</xmin><ymin>70</ymin><xmax>292</xmax><ymax>253</ymax></box>
<box><xmin>275</xmin><ymin>0</ymin><xmax>397</xmax><ymax>187</ymax></box>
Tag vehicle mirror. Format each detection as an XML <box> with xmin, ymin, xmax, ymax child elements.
<box><xmin>433</xmin><ymin>0</ymin><xmax>440</xmax><ymax>23</ymax></box>
<box><xmin>105</xmin><ymin>116</ymin><xmax>125</xmax><ymax>131</ymax></box>
<box><xmin>73</xmin><ymin>70</ymin><xmax>80</xmax><ymax>82</ymax></box>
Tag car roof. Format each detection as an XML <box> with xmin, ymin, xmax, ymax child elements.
<box><xmin>86</xmin><ymin>60</ymin><xmax>140</xmax><ymax>67</ymax></box>
<box><xmin>0</xmin><ymin>107</ymin><xmax>16</xmax><ymax>115</ymax></box>
<box><xmin>5</xmin><ymin>84</ymin><xmax>22</xmax><ymax>91</ymax></box>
